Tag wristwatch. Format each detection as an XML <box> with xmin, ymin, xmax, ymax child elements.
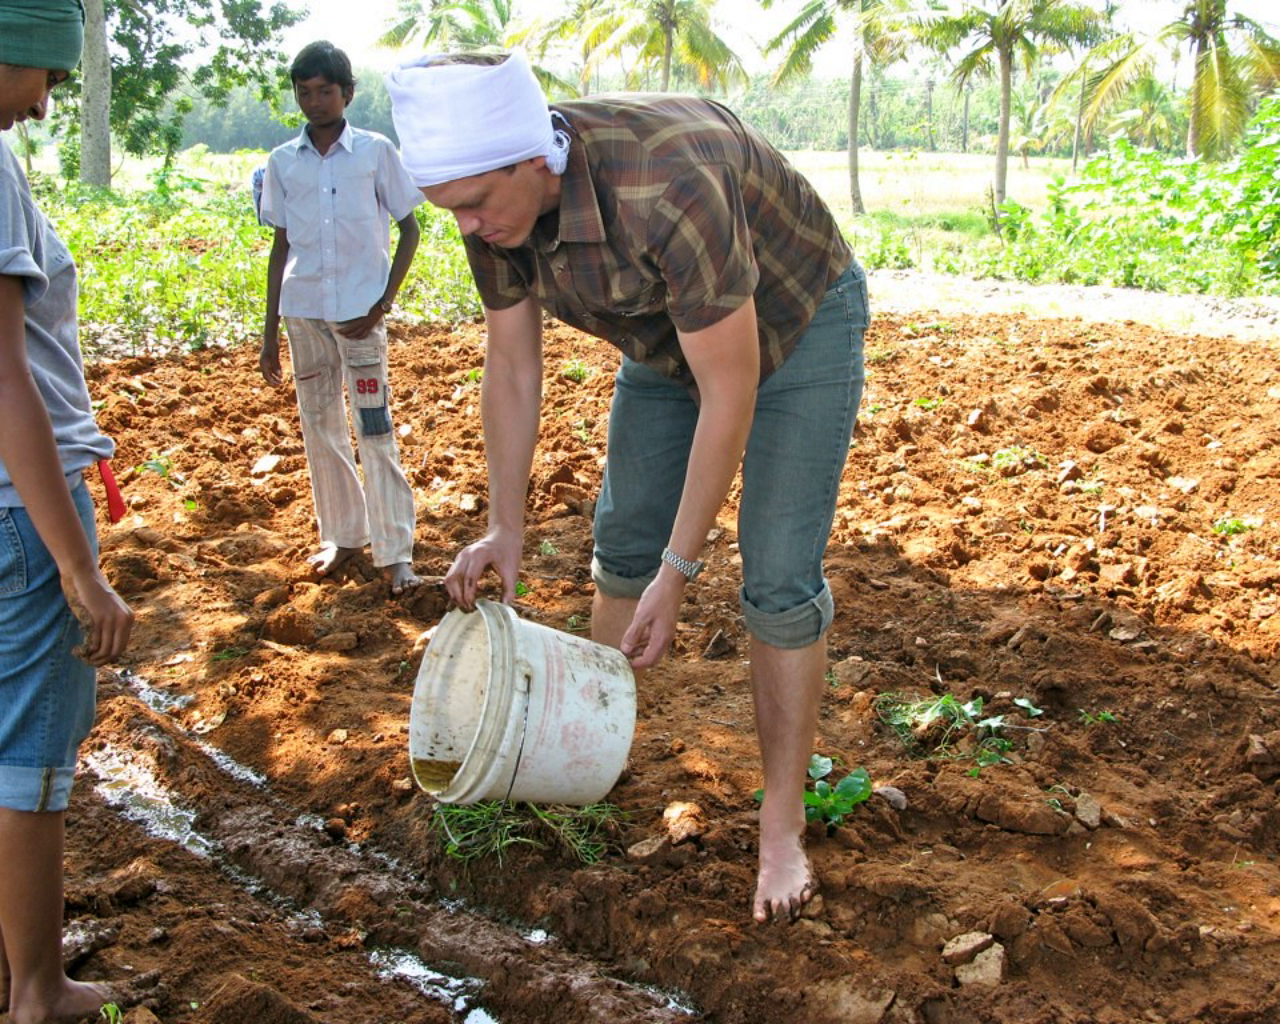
<box><xmin>662</xmin><ymin>547</ymin><xmax>705</xmax><ymax>581</ymax></box>
<box><xmin>378</xmin><ymin>297</ymin><xmax>394</xmax><ymax>314</ymax></box>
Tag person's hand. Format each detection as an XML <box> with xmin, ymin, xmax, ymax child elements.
<box><xmin>444</xmin><ymin>526</ymin><xmax>523</xmax><ymax>611</ymax></box>
<box><xmin>620</xmin><ymin>571</ymin><xmax>684</xmax><ymax>670</ymax></box>
<box><xmin>260</xmin><ymin>336</ymin><xmax>283</xmax><ymax>387</ymax></box>
<box><xmin>337</xmin><ymin>306</ymin><xmax>384</xmax><ymax>341</ymax></box>
<box><xmin>62</xmin><ymin>568</ymin><xmax>134</xmax><ymax>666</ymax></box>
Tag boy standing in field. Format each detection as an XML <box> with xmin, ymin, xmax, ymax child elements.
<box><xmin>260</xmin><ymin>40</ymin><xmax>423</xmax><ymax>595</ymax></box>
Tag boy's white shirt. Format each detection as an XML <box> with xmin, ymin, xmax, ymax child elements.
<box><xmin>260</xmin><ymin>122</ymin><xmax>422</xmax><ymax>323</ymax></box>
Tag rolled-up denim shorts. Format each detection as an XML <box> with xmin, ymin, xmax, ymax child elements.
<box><xmin>592</xmin><ymin>259</ymin><xmax>869</xmax><ymax>648</ymax></box>
<box><xmin>0</xmin><ymin>480</ymin><xmax>98</xmax><ymax>812</ymax></box>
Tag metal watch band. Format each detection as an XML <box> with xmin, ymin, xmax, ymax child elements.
<box><xmin>662</xmin><ymin>547</ymin><xmax>705</xmax><ymax>581</ymax></box>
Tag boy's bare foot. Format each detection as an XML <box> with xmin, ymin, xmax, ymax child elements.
<box><xmin>752</xmin><ymin>835</ymin><xmax>818</xmax><ymax>924</ymax></box>
<box><xmin>387</xmin><ymin>562</ymin><xmax>422</xmax><ymax>596</ymax></box>
<box><xmin>9</xmin><ymin>977</ymin><xmax>110</xmax><ymax>1024</ymax></box>
<box><xmin>306</xmin><ymin>544</ymin><xmax>361</xmax><ymax>578</ymax></box>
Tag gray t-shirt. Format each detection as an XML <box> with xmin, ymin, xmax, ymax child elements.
<box><xmin>0</xmin><ymin>139</ymin><xmax>113</xmax><ymax>507</ymax></box>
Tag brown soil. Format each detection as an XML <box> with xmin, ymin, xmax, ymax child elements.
<box><xmin>48</xmin><ymin>279</ymin><xmax>1280</xmax><ymax>1024</ymax></box>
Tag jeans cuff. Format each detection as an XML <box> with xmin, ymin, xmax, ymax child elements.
<box><xmin>739</xmin><ymin>580</ymin><xmax>834</xmax><ymax>649</ymax></box>
<box><xmin>591</xmin><ymin>555</ymin><xmax>655</xmax><ymax>600</ymax></box>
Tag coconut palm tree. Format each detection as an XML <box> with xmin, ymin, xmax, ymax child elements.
<box><xmin>585</xmin><ymin>0</ymin><xmax>748</xmax><ymax>94</ymax></box>
<box><xmin>526</xmin><ymin>0</ymin><xmax>624</xmax><ymax>94</ymax></box>
<box><xmin>1074</xmin><ymin>0</ymin><xmax>1280</xmax><ymax>160</ymax></box>
<box><xmin>916</xmin><ymin>0</ymin><xmax>1103</xmax><ymax>204</ymax></box>
<box><xmin>1107</xmin><ymin>73</ymin><xmax>1183</xmax><ymax>152</ymax></box>
<box><xmin>378</xmin><ymin>0</ymin><xmax>577</xmax><ymax>97</ymax></box>
<box><xmin>763</xmin><ymin>0</ymin><xmax>916</xmax><ymax>216</ymax></box>
<box><xmin>379</xmin><ymin>0</ymin><xmax>514</xmax><ymax>51</ymax></box>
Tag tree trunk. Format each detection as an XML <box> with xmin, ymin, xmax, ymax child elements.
<box><xmin>1072</xmin><ymin>61</ymin><xmax>1086</xmax><ymax>173</ymax></box>
<box><xmin>994</xmin><ymin>47</ymin><xmax>1012</xmax><ymax>205</ymax></box>
<box><xmin>661</xmin><ymin>27</ymin><xmax>672</xmax><ymax>92</ymax></box>
<box><xmin>1186</xmin><ymin>33</ymin><xmax>1206</xmax><ymax>157</ymax></box>
<box><xmin>962</xmin><ymin>84</ymin><xmax>970</xmax><ymax>153</ymax></box>
<box><xmin>847</xmin><ymin>52</ymin><xmax>865</xmax><ymax>215</ymax></box>
<box><xmin>925</xmin><ymin>78</ymin><xmax>936</xmax><ymax>151</ymax></box>
<box><xmin>80</xmin><ymin>0</ymin><xmax>112</xmax><ymax>187</ymax></box>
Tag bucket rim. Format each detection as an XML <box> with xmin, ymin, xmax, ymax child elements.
<box><xmin>434</xmin><ymin>600</ymin><xmax>528</xmax><ymax>803</ymax></box>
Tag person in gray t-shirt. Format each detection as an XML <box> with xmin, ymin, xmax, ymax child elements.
<box><xmin>0</xmin><ymin>2</ymin><xmax>136</xmax><ymax>1020</ymax></box>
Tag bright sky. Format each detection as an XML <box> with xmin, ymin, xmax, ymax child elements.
<box><xmin>282</xmin><ymin>0</ymin><xmax>1280</xmax><ymax>80</ymax></box>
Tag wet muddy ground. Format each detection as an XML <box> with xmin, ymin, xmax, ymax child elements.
<box><xmin>46</xmin><ymin>275</ymin><xmax>1280</xmax><ymax>1024</ymax></box>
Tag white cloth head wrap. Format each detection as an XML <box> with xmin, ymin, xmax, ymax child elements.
<box><xmin>386</xmin><ymin>50</ymin><xmax>570</xmax><ymax>187</ymax></box>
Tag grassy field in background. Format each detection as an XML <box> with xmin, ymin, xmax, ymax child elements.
<box><xmin>788</xmin><ymin>148</ymin><xmax>1071</xmax><ymax>220</ymax></box>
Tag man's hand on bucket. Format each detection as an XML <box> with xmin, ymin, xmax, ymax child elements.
<box><xmin>444</xmin><ymin>527</ymin><xmax>523</xmax><ymax>610</ymax></box>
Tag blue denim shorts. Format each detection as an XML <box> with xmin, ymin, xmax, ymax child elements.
<box><xmin>0</xmin><ymin>481</ymin><xmax>98</xmax><ymax>812</ymax></box>
<box><xmin>592</xmin><ymin>260</ymin><xmax>869</xmax><ymax>648</ymax></box>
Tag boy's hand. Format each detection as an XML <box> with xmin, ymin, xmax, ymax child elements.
<box><xmin>62</xmin><ymin>568</ymin><xmax>134</xmax><ymax>666</ymax></box>
<box><xmin>260</xmin><ymin>337</ymin><xmax>283</xmax><ymax>387</ymax></box>
<box><xmin>337</xmin><ymin>305</ymin><xmax>384</xmax><ymax>341</ymax></box>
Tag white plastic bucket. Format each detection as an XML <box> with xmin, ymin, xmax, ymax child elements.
<box><xmin>409</xmin><ymin>600</ymin><xmax>636</xmax><ymax>805</ymax></box>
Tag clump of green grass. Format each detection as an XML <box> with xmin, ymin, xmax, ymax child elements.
<box><xmin>432</xmin><ymin>801</ymin><xmax>622</xmax><ymax>864</ymax></box>
<box><xmin>873</xmin><ymin>690</ymin><xmax>1045</xmax><ymax>772</ymax></box>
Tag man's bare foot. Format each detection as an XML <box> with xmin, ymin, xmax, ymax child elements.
<box><xmin>387</xmin><ymin>562</ymin><xmax>422</xmax><ymax>596</ymax></box>
<box><xmin>306</xmin><ymin>544</ymin><xmax>361</xmax><ymax>578</ymax></box>
<box><xmin>9</xmin><ymin>977</ymin><xmax>109</xmax><ymax>1024</ymax></box>
<box><xmin>752</xmin><ymin>835</ymin><xmax>818</xmax><ymax>924</ymax></box>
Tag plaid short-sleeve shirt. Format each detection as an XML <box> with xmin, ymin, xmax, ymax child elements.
<box><xmin>462</xmin><ymin>96</ymin><xmax>853</xmax><ymax>387</ymax></box>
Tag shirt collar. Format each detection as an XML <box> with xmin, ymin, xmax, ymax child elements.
<box><xmin>535</xmin><ymin>118</ymin><xmax>605</xmax><ymax>249</ymax></box>
<box><xmin>293</xmin><ymin>120</ymin><xmax>355</xmax><ymax>156</ymax></box>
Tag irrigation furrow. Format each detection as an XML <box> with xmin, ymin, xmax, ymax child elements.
<box><xmin>92</xmin><ymin>689</ymin><xmax>695</xmax><ymax>1024</ymax></box>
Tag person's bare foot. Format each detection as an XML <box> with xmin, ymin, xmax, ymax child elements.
<box><xmin>9</xmin><ymin>977</ymin><xmax>110</xmax><ymax>1024</ymax></box>
<box><xmin>387</xmin><ymin>562</ymin><xmax>422</xmax><ymax>596</ymax></box>
<box><xmin>306</xmin><ymin>544</ymin><xmax>361</xmax><ymax>578</ymax></box>
<box><xmin>752</xmin><ymin>833</ymin><xmax>818</xmax><ymax>924</ymax></box>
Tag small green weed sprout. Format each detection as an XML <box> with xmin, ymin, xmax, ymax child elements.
<box><xmin>1213</xmin><ymin>515</ymin><xmax>1260</xmax><ymax>536</ymax></box>
<box><xmin>538</xmin><ymin>539</ymin><xmax>559</xmax><ymax>556</ymax></box>
<box><xmin>464</xmin><ymin>367</ymin><xmax>483</xmax><ymax>384</ymax></box>
<box><xmin>432</xmin><ymin>801</ymin><xmax>621</xmax><ymax>864</ymax></box>
<box><xmin>514</xmin><ymin>581</ymin><xmax>531</xmax><ymax>598</ymax></box>
<box><xmin>562</xmin><ymin>359</ymin><xmax>591</xmax><ymax>383</ymax></box>
<box><xmin>211</xmin><ymin>645</ymin><xmax>249</xmax><ymax>661</ymax></box>
<box><xmin>991</xmin><ymin>446</ymin><xmax>1048</xmax><ymax>472</ymax></box>
<box><xmin>802</xmin><ymin>755</ymin><xmax>872</xmax><ymax>828</ymax></box>
<box><xmin>565</xmin><ymin>613</ymin><xmax>588</xmax><ymax>633</ymax></box>
<box><xmin>913</xmin><ymin>397</ymin><xmax>943</xmax><ymax>411</ymax></box>
<box><xmin>901</xmin><ymin>320</ymin><xmax>954</xmax><ymax>337</ymax></box>
<box><xmin>138</xmin><ymin>454</ymin><xmax>172</xmax><ymax>478</ymax></box>
<box><xmin>754</xmin><ymin>753</ymin><xmax>872</xmax><ymax>832</ymax></box>
<box><xmin>1078</xmin><ymin>709</ymin><xmax>1118</xmax><ymax>726</ymax></box>
<box><xmin>100</xmin><ymin>1005</ymin><xmax>123</xmax><ymax>1024</ymax></box>
<box><xmin>865</xmin><ymin>347</ymin><xmax>898</xmax><ymax>365</ymax></box>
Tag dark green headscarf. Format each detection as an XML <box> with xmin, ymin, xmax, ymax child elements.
<box><xmin>0</xmin><ymin>0</ymin><xmax>85</xmax><ymax>72</ymax></box>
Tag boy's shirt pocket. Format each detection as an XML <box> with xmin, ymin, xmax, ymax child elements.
<box><xmin>335</xmin><ymin>166</ymin><xmax>382</xmax><ymax>234</ymax></box>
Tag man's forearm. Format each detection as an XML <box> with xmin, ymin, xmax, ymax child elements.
<box><xmin>480</xmin><ymin>299</ymin><xmax>544</xmax><ymax>534</ymax></box>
